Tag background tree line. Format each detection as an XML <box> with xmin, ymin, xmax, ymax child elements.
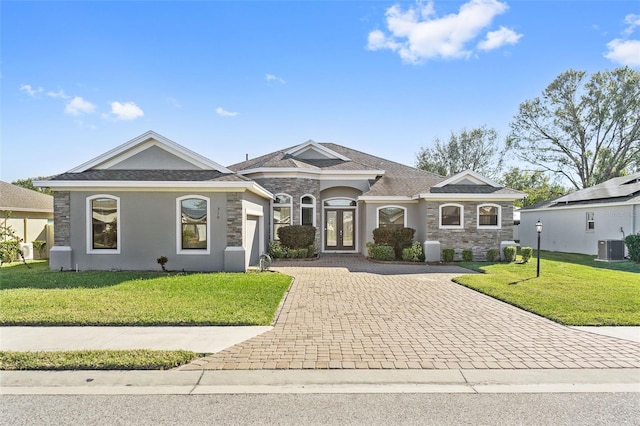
<box><xmin>416</xmin><ymin>66</ymin><xmax>639</xmax><ymax>206</ymax></box>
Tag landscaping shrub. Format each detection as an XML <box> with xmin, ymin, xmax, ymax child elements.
<box><xmin>625</xmin><ymin>233</ymin><xmax>640</xmax><ymax>263</ymax></box>
<box><xmin>462</xmin><ymin>249</ymin><xmax>473</xmax><ymax>262</ymax></box>
<box><xmin>442</xmin><ymin>248</ymin><xmax>455</xmax><ymax>263</ymax></box>
<box><xmin>401</xmin><ymin>241</ymin><xmax>424</xmax><ymax>262</ymax></box>
<box><xmin>520</xmin><ymin>247</ymin><xmax>533</xmax><ymax>263</ymax></box>
<box><xmin>372</xmin><ymin>227</ymin><xmax>415</xmax><ymax>260</ymax></box>
<box><xmin>503</xmin><ymin>246</ymin><xmax>517</xmax><ymax>263</ymax></box>
<box><xmin>268</xmin><ymin>241</ymin><xmax>288</xmax><ymax>258</ymax></box>
<box><xmin>486</xmin><ymin>248</ymin><xmax>498</xmax><ymax>262</ymax></box>
<box><xmin>0</xmin><ymin>222</ymin><xmax>26</xmax><ymax>265</ymax></box>
<box><xmin>277</xmin><ymin>225</ymin><xmax>316</xmax><ymax>249</ymax></box>
<box><xmin>366</xmin><ymin>242</ymin><xmax>395</xmax><ymax>261</ymax></box>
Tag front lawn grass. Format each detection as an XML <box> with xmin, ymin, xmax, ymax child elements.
<box><xmin>455</xmin><ymin>251</ymin><xmax>640</xmax><ymax>326</ymax></box>
<box><xmin>0</xmin><ymin>261</ymin><xmax>292</xmax><ymax>326</ymax></box>
<box><xmin>0</xmin><ymin>350</ymin><xmax>198</xmax><ymax>370</ymax></box>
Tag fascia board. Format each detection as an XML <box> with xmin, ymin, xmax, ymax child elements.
<box><xmin>0</xmin><ymin>206</ymin><xmax>53</xmax><ymax>213</ymax></box>
<box><xmin>414</xmin><ymin>193</ymin><xmax>526</xmax><ymax>201</ymax></box>
<box><xmin>358</xmin><ymin>196</ymin><xmax>417</xmax><ymax>203</ymax></box>
<box><xmin>238</xmin><ymin>168</ymin><xmax>384</xmax><ymax>179</ymax></box>
<box><xmin>521</xmin><ymin>199</ymin><xmax>640</xmax><ymax>213</ymax></box>
<box><xmin>38</xmin><ymin>180</ymin><xmax>274</xmax><ymax>199</ymax></box>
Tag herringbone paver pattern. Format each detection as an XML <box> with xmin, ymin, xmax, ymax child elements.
<box><xmin>183</xmin><ymin>256</ymin><xmax>640</xmax><ymax>370</ymax></box>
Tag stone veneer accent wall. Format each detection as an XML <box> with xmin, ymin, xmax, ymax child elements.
<box><xmin>226</xmin><ymin>192</ymin><xmax>243</xmax><ymax>246</ymax></box>
<box><xmin>426</xmin><ymin>201</ymin><xmax>514</xmax><ymax>261</ymax></box>
<box><xmin>53</xmin><ymin>191</ymin><xmax>71</xmax><ymax>246</ymax></box>
<box><xmin>253</xmin><ymin>177</ymin><xmax>322</xmax><ymax>243</ymax></box>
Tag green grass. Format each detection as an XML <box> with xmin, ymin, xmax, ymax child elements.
<box><xmin>455</xmin><ymin>251</ymin><xmax>640</xmax><ymax>326</ymax></box>
<box><xmin>0</xmin><ymin>350</ymin><xmax>198</xmax><ymax>370</ymax></box>
<box><xmin>0</xmin><ymin>261</ymin><xmax>292</xmax><ymax>326</ymax></box>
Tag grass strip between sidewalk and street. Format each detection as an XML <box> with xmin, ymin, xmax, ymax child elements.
<box><xmin>0</xmin><ymin>350</ymin><xmax>199</xmax><ymax>370</ymax></box>
<box><xmin>0</xmin><ymin>261</ymin><xmax>292</xmax><ymax>326</ymax></box>
<box><xmin>455</xmin><ymin>251</ymin><xmax>640</xmax><ymax>326</ymax></box>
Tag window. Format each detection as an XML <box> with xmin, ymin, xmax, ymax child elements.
<box><xmin>439</xmin><ymin>204</ymin><xmax>463</xmax><ymax>229</ymax></box>
<box><xmin>586</xmin><ymin>212</ymin><xmax>595</xmax><ymax>231</ymax></box>
<box><xmin>377</xmin><ymin>206</ymin><xmax>406</xmax><ymax>228</ymax></box>
<box><xmin>300</xmin><ymin>195</ymin><xmax>316</xmax><ymax>227</ymax></box>
<box><xmin>177</xmin><ymin>196</ymin><xmax>210</xmax><ymax>253</ymax></box>
<box><xmin>324</xmin><ymin>198</ymin><xmax>356</xmax><ymax>207</ymax></box>
<box><xmin>87</xmin><ymin>195</ymin><xmax>120</xmax><ymax>253</ymax></box>
<box><xmin>477</xmin><ymin>204</ymin><xmax>501</xmax><ymax>229</ymax></box>
<box><xmin>272</xmin><ymin>194</ymin><xmax>292</xmax><ymax>239</ymax></box>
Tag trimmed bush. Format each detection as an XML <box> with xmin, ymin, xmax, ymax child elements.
<box><xmin>503</xmin><ymin>246</ymin><xmax>517</xmax><ymax>263</ymax></box>
<box><xmin>442</xmin><ymin>248</ymin><xmax>455</xmax><ymax>263</ymax></box>
<box><xmin>462</xmin><ymin>249</ymin><xmax>473</xmax><ymax>262</ymax></box>
<box><xmin>268</xmin><ymin>241</ymin><xmax>288</xmax><ymax>258</ymax></box>
<box><xmin>486</xmin><ymin>248</ymin><xmax>498</xmax><ymax>262</ymax></box>
<box><xmin>372</xmin><ymin>227</ymin><xmax>415</xmax><ymax>260</ymax></box>
<box><xmin>277</xmin><ymin>225</ymin><xmax>316</xmax><ymax>249</ymax></box>
<box><xmin>366</xmin><ymin>243</ymin><xmax>396</xmax><ymax>261</ymax></box>
<box><xmin>625</xmin><ymin>233</ymin><xmax>640</xmax><ymax>263</ymax></box>
<box><xmin>520</xmin><ymin>247</ymin><xmax>533</xmax><ymax>263</ymax></box>
<box><xmin>402</xmin><ymin>241</ymin><xmax>424</xmax><ymax>262</ymax></box>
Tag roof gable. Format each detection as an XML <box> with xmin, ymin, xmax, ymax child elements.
<box><xmin>285</xmin><ymin>140</ymin><xmax>351</xmax><ymax>161</ymax></box>
<box><xmin>433</xmin><ymin>170</ymin><xmax>501</xmax><ymax>188</ymax></box>
<box><xmin>68</xmin><ymin>131</ymin><xmax>232</xmax><ymax>173</ymax></box>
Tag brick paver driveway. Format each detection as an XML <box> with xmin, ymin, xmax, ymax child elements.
<box><xmin>185</xmin><ymin>255</ymin><xmax>640</xmax><ymax>370</ymax></box>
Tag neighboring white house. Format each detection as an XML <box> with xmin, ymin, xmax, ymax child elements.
<box><xmin>519</xmin><ymin>173</ymin><xmax>640</xmax><ymax>256</ymax></box>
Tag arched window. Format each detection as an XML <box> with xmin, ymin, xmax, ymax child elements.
<box><xmin>177</xmin><ymin>195</ymin><xmax>210</xmax><ymax>254</ymax></box>
<box><xmin>377</xmin><ymin>206</ymin><xmax>406</xmax><ymax>228</ymax></box>
<box><xmin>87</xmin><ymin>195</ymin><xmax>120</xmax><ymax>254</ymax></box>
<box><xmin>439</xmin><ymin>203</ymin><xmax>464</xmax><ymax>229</ymax></box>
<box><xmin>272</xmin><ymin>193</ymin><xmax>292</xmax><ymax>240</ymax></box>
<box><xmin>477</xmin><ymin>204</ymin><xmax>501</xmax><ymax>229</ymax></box>
<box><xmin>300</xmin><ymin>194</ymin><xmax>316</xmax><ymax>227</ymax></box>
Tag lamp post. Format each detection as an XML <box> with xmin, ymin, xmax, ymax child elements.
<box><xmin>536</xmin><ymin>219</ymin><xmax>543</xmax><ymax>277</ymax></box>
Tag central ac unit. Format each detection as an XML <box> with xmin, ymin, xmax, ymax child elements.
<box><xmin>597</xmin><ymin>240</ymin><xmax>625</xmax><ymax>261</ymax></box>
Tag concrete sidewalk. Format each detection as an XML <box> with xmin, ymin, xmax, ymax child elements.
<box><xmin>1</xmin><ymin>369</ymin><xmax>639</xmax><ymax>395</ymax></box>
<box><xmin>0</xmin><ymin>326</ymin><xmax>273</xmax><ymax>353</ymax></box>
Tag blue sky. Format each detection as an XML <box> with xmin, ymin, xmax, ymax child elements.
<box><xmin>2</xmin><ymin>0</ymin><xmax>639</xmax><ymax>183</ymax></box>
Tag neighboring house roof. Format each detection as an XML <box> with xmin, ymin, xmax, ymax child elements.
<box><xmin>0</xmin><ymin>180</ymin><xmax>53</xmax><ymax>213</ymax></box>
<box><xmin>522</xmin><ymin>172</ymin><xmax>640</xmax><ymax>210</ymax></box>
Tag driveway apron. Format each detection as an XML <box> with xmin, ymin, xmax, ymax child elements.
<box><xmin>184</xmin><ymin>256</ymin><xmax>640</xmax><ymax>370</ymax></box>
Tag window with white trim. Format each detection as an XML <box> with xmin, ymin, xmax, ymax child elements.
<box><xmin>300</xmin><ymin>195</ymin><xmax>316</xmax><ymax>227</ymax></box>
<box><xmin>177</xmin><ymin>196</ymin><xmax>210</xmax><ymax>253</ymax></box>
<box><xmin>439</xmin><ymin>204</ymin><xmax>463</xmax><ymax>229</ymax></box>
<box><xmin>477</xmin><ymin>204</ymin><xmax>501</xmax><ymax>229</ymax></box>
<box><xmin>377</xmin><ymin>206</ymin><xmax>406</xmax><ymax>228</ymax></box>
<box><xmin>272</xmin><ymin>193</ymin><xmax>292</xmax><ymax>239</ymax></box>
<box><xmin>586</xmin><ymin>212</ymin><xmax>595</xmax><ymax>231</ymax></box>
<box><xmin>87</xmin><ymin>195</ymin><xmax>120</xmax><ymax>253</ymax></box>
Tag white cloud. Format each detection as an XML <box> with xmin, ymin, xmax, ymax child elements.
<box><xmin>107</xmin><ymin>101</ymin><xmax>144</xmax><ymax>120</ymax></box>
<box><xmin>367</xmin><ymin>0</ymin><xmax>518</xmax><ymax>63</ymax></box>
<box><xmin>65</xmin><ymin>96</ymin><xmax>96</xmax><ymax>116</ymax></box>
<box><xmin>623</xmin><ymin>13</ymin><xmax>640</xmax><ymax>35</ymax></box>
<box><xmin>478</xmin><ymin>26</ymin><xmax>522</xmax><ymax>50</ymax></box>
<box><xmin>605</xmin><ymin>39</ymin><xmax>640</xmax><ymax>67</ymax></box>
<box><xmin>265</xmin><ymin>73</ymin><xmax>286</xmax><ymax>84</ymax></box>
<box><xmin>20</xmin><ymin>84</ymin><xmax>43</xmax><ymax>97</ymax></box>
<box><xmin>216</xmin><ymin>107</ymin><xmax>238</xmax><ymax>117</ymax></box>
<box><xmin>166</xmin><ymin>97</ymin><xmax>181</xmax><ymax>108</ymax></box>
<box><xmin>47</xmin><ymin>89</ymin><xmax>69</xmax><ymax>99</ymax></box>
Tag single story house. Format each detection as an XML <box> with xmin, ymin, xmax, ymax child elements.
<box><xmin>519</xmin><ymin>172</ymin><xmax>640</xmax><ymax>256</ymax></box>
<box><xmin>37</xmin><ymin>131</ymin><xmax>524</xmax><ymax>272</ymax></box>
<box><xmin>1</xmin><ymin>180</ymin><xmax>54</xmax><ymax>259</ymax></box>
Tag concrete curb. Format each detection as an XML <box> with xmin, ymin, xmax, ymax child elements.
<box><xmin>2</xmin><ymin>369</ymin><xmax>638</xmax><ymax>395</ymax></box>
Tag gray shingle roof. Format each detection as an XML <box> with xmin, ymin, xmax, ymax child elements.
<box><xmin>0</xmin><ymin>181</ymin><xmax>53</xmax><ymax>212</ymax></box>
<box><xmin>46</xmin><ymin>170</ymin><xmax>253</xmax><ymax>183</ymax></box>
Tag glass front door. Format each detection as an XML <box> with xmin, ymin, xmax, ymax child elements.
<box><xmin>324</xmin><ymin>209</ymin><xmax>355</xmax><ymax>251</ymax></box>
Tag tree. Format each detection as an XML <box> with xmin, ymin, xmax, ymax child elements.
<box><xmin>508</xmin><ymin>67</ymin><xmax>640</xmax><ymax>190</ymax></box>
<box><xmin>11</xmin><ymin>177</ymin><xmax>53</xmax><ymax>195</ymax></box>
<box><xmin>501</xmin><ymin>167</ymin><xmax>566</xmax><ymax>207</ymax></box>
<box><xmin>416</xmin><ymin>126</ymin><xmax>505</xmax><ymax>178</ymax></box>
